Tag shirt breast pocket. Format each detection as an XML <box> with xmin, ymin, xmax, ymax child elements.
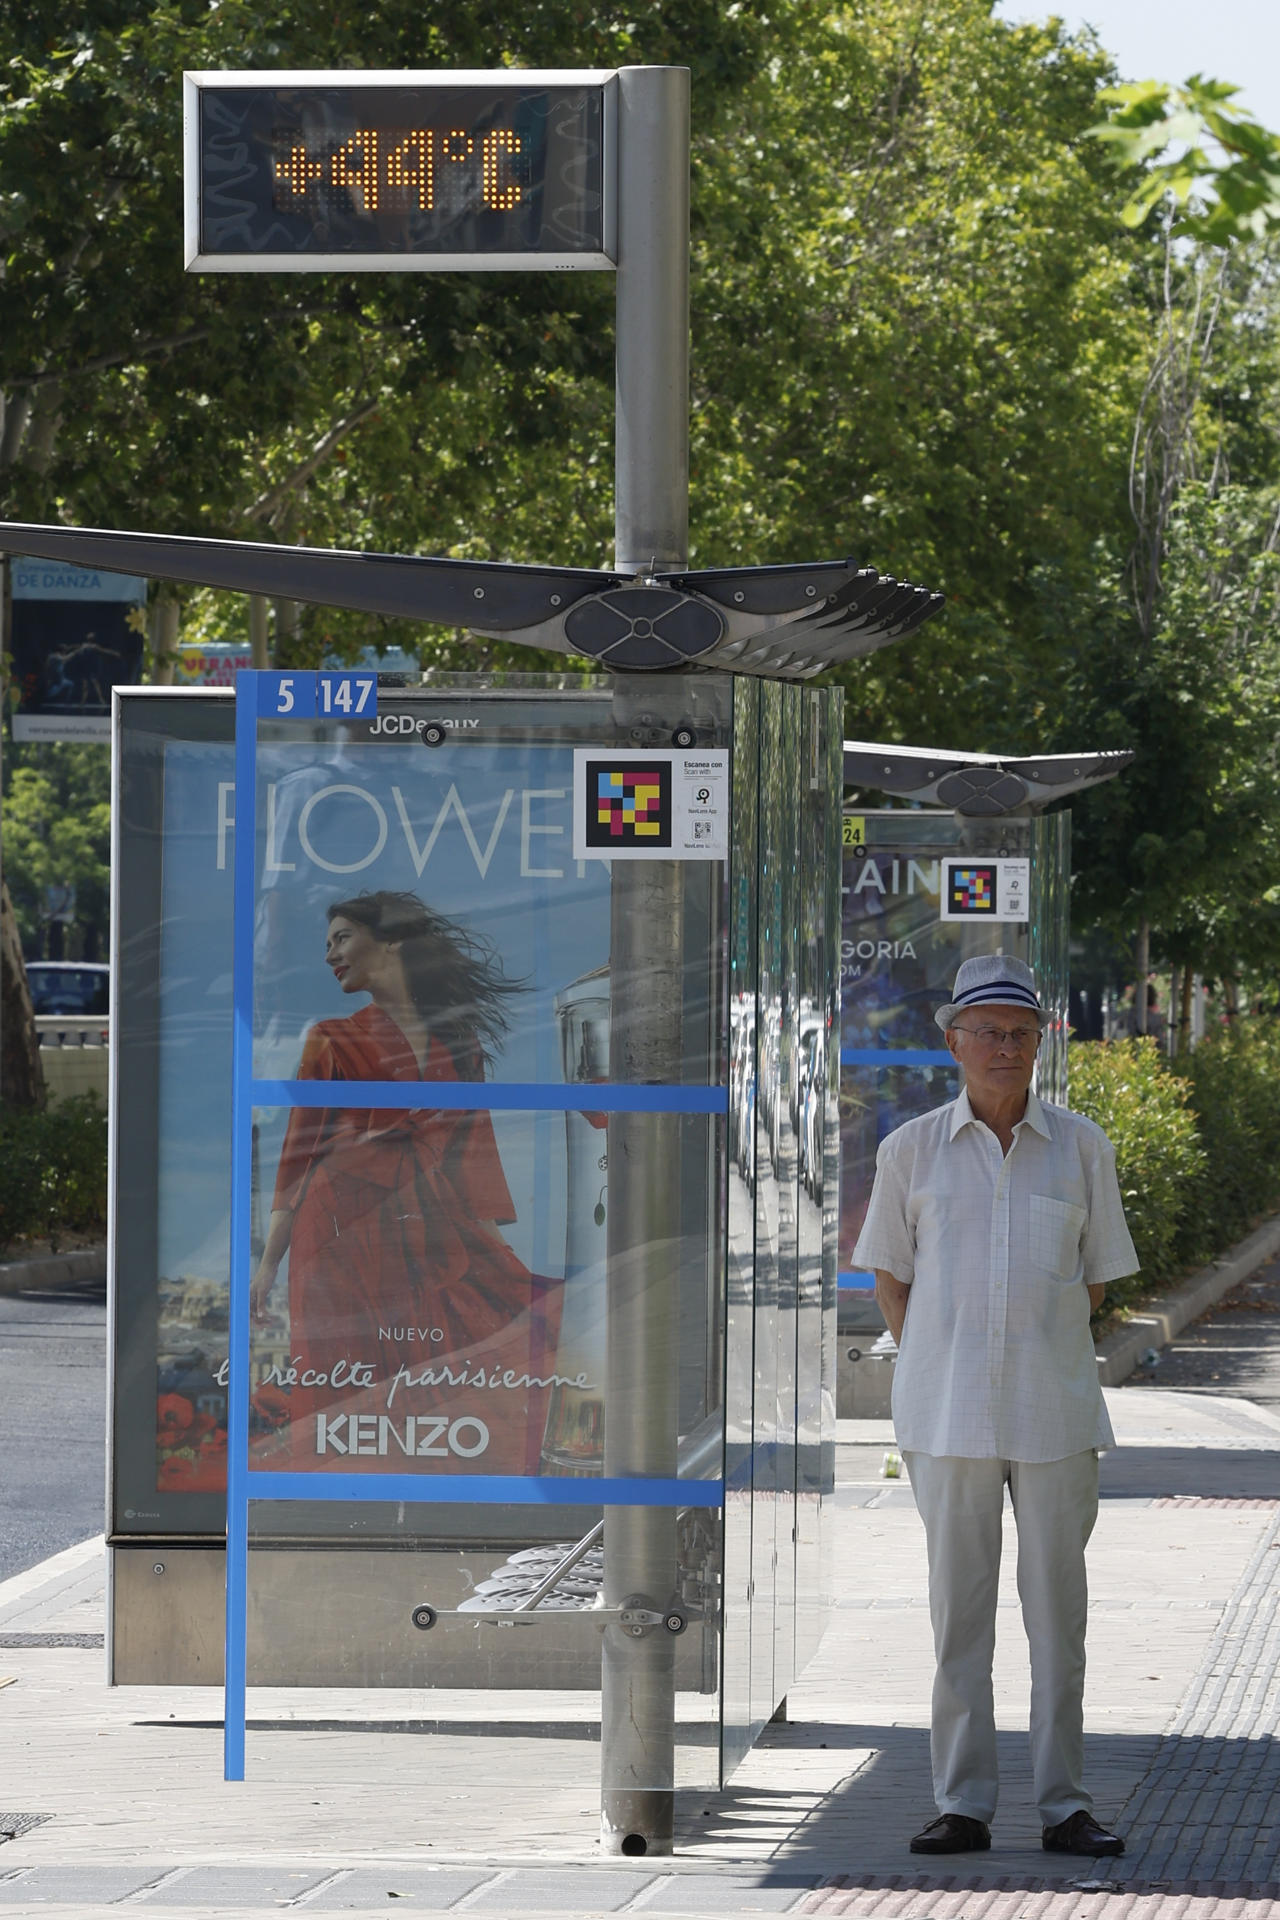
<box><xmin>1028</xmin><ymin>1194</ymin><xmax>1087</xmax><ymax>1282</ymax></box>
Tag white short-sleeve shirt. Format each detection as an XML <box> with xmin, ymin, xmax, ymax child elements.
<box><xmin>853</xmin><ymin>1087</ymin><xmax>1139</xmax><ymax>1462</ymax></box>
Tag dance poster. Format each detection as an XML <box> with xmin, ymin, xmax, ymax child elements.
<box><xmin>152</xmin><ymin>730</ymin><xmax>620</xmax><ymax>1492</ymax></box>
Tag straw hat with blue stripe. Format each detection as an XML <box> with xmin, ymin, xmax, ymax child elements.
<box><xmin>934</xmin><ymin>954</ymin><xmax>1050</xmax><ymax>1032</ymax></box>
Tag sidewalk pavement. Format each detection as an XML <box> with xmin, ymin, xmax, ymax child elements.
<box><xmin>1</xmin><ymin>1386</ymin><xmax>1278</xmax><ymax>1920</ymax></box>
<box><xmin>1094</xmin><ymin>1216</ymin><xmax>1280</xmax><ymax>1387</ymax></box>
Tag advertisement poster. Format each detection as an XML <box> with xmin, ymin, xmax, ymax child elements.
<box><xmin>839</xmin><ymin>840</ymin><xmax>965</xmax><ymax>1278</ymax></box>
<box><xmin>173</xmin><ymin>644</ymin><xmax>254</xmax><ymax>688</ymax></box>
<box><xmin>8</xmin><ymin>557</ymin><xmax>146</xmax><ymax>741</ymax></box>
<box><xmin>153</xmin><ymin>735</ymin><xmax>618</xmax><ymax>1495</ymax></box>
<box><xmin>172</xmin><ymin>643</ymin><xmax>421</xmax><ymax>688</ymax></box>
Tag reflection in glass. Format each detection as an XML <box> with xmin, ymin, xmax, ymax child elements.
<box><xmin>771</xmin><ymin>684</ymin><xmax>801</xmax><ymax>1707</ymax></box>
<box><xmin>795</xmin><ymin>689</ymin><xmax>835</xmax><ymax>1671</ymax></box>
<box><xmin>1030</xmin><ymin>809</ymin><xmax>1070</xmax><ymax>1102</ymax></box>
<box><xmin>750</xmin><ymin>681</ymin><xmax>783</xmax><ymax>1733</ymax></box>
<box><xmin>722</xmin><ymin>676</ymin><xmax>760</xmax><ymax>1779</ymax></box>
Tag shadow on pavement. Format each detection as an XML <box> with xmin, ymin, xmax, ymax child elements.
<box><xmin>1123</xmin><ymin>1332</ymin><xmax>1280</xmax><ymax>1404</ymax></box>
<box><xmin>1100</xmin><ymin>1446</ymin><xmax>1280</xmax><ymax>1499</ymax></box>
<box><xmin>678</xmin><ymin>1720</ymin><xmax>1279</xmax><ymax>1891</ymax></box>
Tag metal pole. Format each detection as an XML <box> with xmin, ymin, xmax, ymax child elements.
<box><xmin>602</xmin><ymin>852</ymin><xmax>684</xmax><ymax>1856</ymax></box>
<box><xmin>601</xmin><ymin>63</ymin><xmax>690</xmax><ymax>1858</ymax></box>
<box><xmin>613</xmin><ymin>66</ymin><xmax>689</xmax><ymax>578</ymax></box>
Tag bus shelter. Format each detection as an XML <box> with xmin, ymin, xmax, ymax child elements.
<box><xmin>109</xmin><ymin>668</ymin><xmax>842</xmax><ymax>1851</ymax></box>
<box><xmin>835</xmin><ymin>744</ymin><xmax>1131</xmax><ymax>1411</ymax></box>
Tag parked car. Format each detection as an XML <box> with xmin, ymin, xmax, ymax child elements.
<box><xmin>25</xmin><ymin>962</ymin><xmax>110</xmax><ymax>1102</ymax></box>
<box><xmin>25</xmin><ymin>961</ymin><xmax>110</xmax><ymax>1018</ymax></box>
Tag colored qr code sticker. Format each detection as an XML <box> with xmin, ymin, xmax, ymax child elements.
<box><xmin>947</xmin><ymin>864</ymin><xmax>997</xmax><ymax>914</ymax></box>
<box><xmin>582</xmin><ymin>760</ymin><xmax>673</xmax><ymax>851</ymax></box>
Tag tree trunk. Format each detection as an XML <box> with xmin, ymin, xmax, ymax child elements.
<box><xmin>1134</xmin><ymin>919</ymin><xmax>1150</xmax><ymax>1035</ymax></box>
<box><xmin>26</xmin><ymin>379</ymin><xmax>63</xmax><ymax>474</ymax></box>
<box><xmin>1179</xmin><ymin>966</ymin><xmax>1195</xmax><ymax>1054</ymax></box>
<box><xmin>1</xmin><ymin>880</ymin><xmax>46</xmax><ymax>1109</ymax></box>
<box><xmin>150</xmin><ymin>593</ymin><xmax>180</xmax><ymax>685</ymax></box>
<box><xmin>249</xmin><ymin>594</ymin><xmax>270</xmax><ymax>668</ymax></box>
<box><xmin>273</xmin><ymin>596</ymin><xmax>301</xmax><ymax>659</ymax></box>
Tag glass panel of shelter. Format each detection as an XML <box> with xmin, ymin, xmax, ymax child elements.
<box><xmin>746</xmin><ymin>680</ymin><xmax>780</xmax><ymax>1739</ymax></box>
<box><xmin>817</xmin><ymin>701</ymin><xmax>843</xmax><ymax>1628</ymax></box>
<box><xmin>721</xmin><ymin>675</ymin><xmax>760</xmax><ymax>1781</ymax></box>
<box><xmin>794</xmin><ymin>690</ymin><xmax>836</xmax><ymax>1674</ymax></box>
<box><xmin>838</xmin><ymin>807</ymin><xmax>1070</xmax><ymax>1322</ymax></box>
<box><xmin>119</xmin><ymin>698</ymin><xmax>237</xmax><ymax>1547</ymax></box>
<box><xmin>1029</xmin><ymin>809</ymin><xmax>1071</xmax><ymax>1104</ymax></box>
<box><xmin>772</xmin><ymin>684</ymin><xmax>801</xmax><ymax>1709</ymax></box>
<box><xmin>232</xmin><ymin>675</ymin><xmax>727</xmax><ymax>1787</ymax></box>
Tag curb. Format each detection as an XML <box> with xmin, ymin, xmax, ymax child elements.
<box><xmin>1095</xmin><ymin>1212</ymin><xmax>1280</xmax><ymax>1388</ymax></box>
<box><xmin>0</xmin><ymin>1242</ymin><xmax>106</xmax><ymax>1297</ymax></box>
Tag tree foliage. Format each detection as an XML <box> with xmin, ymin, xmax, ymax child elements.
<box><xmin>3</xmin><ymin>2</ymin><xmax>1280</xmax><ymax>1004</ymax></box>
<box><xmin>1</xmin><ymin>744</ymin><xmax>112</xmax><ymax>957</ymax></box>
<box><xmin>1091</xmin><ymin>77</ymin><xmax>1280</xmax><ymax>246</ymax></box>
<box><xmin>1064</xmin><ymin>231</ymin><xmax>1280</xmax><ymax>989</ymax></box>
<box><xmin>690</xmin><ymin>0</ymin><xmax>1149</xmax><ymax>746</ymax></box>
<box><xmin>2</xmin><ymin>0</ymin><xmax>1148</xmax><ymax>681</ymax></box>
<box><xmin>0</xmin><ymin>1</ymin><xmax>781</xmax><ymax>537</ymax></box>
<box><xmin>1067</xmin><ymin>481</ymin><xmax>1280</xmax><ymax>976</ymax></box>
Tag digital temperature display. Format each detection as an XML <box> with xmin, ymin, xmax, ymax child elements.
<box><xmin>185</xmin><ymin>73</ymin><xmax>614</xmax><ymax>271</ymax></box>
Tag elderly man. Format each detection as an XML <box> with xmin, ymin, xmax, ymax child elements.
<box><xmin>854</xmin><ymin>954</ymin><xmax>1137</xmax><ymax>1858</ymax></box>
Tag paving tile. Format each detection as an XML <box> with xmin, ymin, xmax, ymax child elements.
<box><xmin>300</xmin><ymin>1866</ymin><xmax>496</xmax><ymax>1908</ymax></box>
<box><xmin>0</xmin><ymin>1866</ymin><xmax>169</xmax><ymax>1903</ymax></box>
<box><xmin>459</xmin><ymin>1867</ymin><xmax>656</xmax><ymax>1910</ymax></box>
<box><xmin>136</xmin><ymin>1866</ymin><xmax>333</xmax><ymax>1905</ymax></box>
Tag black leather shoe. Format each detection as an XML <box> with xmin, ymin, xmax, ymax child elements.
<box><xmin>1042</xmin><ymin>1810</ymin><xmax>1125</xmax><ymax>1856</ymax></box>
<box><xmin>909</xmin><ymin>1813</ymin><xmax>992</xmax><ymax>1854</ymax></box>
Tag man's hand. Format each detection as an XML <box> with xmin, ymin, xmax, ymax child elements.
<box><xmin>875</xmin><ymin>1269</ymin><xmax>911</xmax><ymax>1345</ymax></box>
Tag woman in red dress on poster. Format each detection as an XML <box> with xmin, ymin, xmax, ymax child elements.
<box><xmin>249</xmin><ymin>890</ymin><xmax>559</xmax><ymax>1473</ymax></box>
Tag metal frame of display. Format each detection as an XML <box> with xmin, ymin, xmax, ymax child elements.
<box><xmin>183</xmin><ymin>68</ymin><xmax>620</xmax><ymax>273</ymax></box>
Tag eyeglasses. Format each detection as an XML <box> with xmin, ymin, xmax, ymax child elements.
<box><xmin>952</xmin><ymin>1023</ymin><xmax>1042</xmax><ymax>1050</ymax></box>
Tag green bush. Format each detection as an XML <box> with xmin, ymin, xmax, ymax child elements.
<box><xmin>1068</xmin><ymin>1038</ymin><xmax>1206</xmax><ymax>1304</ymax></box>
<box><xmin>1069</xmin><ymin>1021</ymin><xmax>1280</xmax><ymax>1311</ymax></box>
<box><xmin>1169</xmin><ymin>1022</ymin><xmax>1280</xmax><ymax>1263</ymax></box>
<box><xmin>0</xmin><ymin>1093</ymin><xmax>107</xmax><ymax>1252</ymax></box>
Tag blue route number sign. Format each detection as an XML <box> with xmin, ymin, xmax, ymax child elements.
<box><xmin>256</xmin><ymin>670</ymin><xmax>378</xmax><ymax>719</ymax></box>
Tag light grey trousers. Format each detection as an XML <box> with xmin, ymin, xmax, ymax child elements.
<box><xmin>902</xmin><ymin>1449</ymin><xmax>1099</xmax><ymax>1827</ymax></box>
